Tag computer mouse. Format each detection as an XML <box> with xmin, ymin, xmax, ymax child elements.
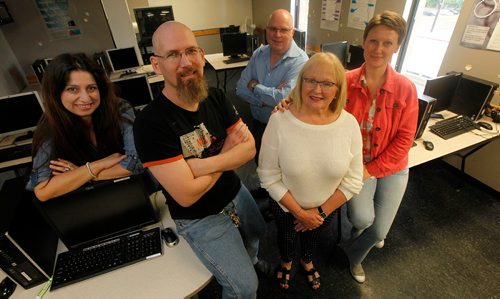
<box><xmin>0</xmin><ymin>276</ymin><xmax>16</xmax><ymax>298</ymax></box>
<box><xmin>477</xmin><ymin>121</ymin><xmax>493</xmax><ymax>130</ymax></box>
<box><xmin>161</xmin><ymin>227</ymin><xmax>179</xmax><ymax>247</ymax></box>
<box><xmin>423</xmin><ymin>140</ymin><xmax>434</xmax><ymax>151</ymax></box>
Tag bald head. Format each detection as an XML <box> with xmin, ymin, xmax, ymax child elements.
<box><xmin>266</xmin><ymin>9</ymin><xmax>295</xmax><ymax>56</ymax></box>
<box><xmin>267</xmin><ymin>9</ymin><xmax>294</xmax><ymax>28</ymax></box>
<box><xmin>152</xmin><ymin>21</ymin><xmax>197</xmax><ymax>55</ymax></box>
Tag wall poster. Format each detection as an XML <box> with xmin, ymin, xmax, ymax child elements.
<box><xmin>321</xmin><ymin>0</ymin><xmax>342</xmax><ymax>32</ymax></box>
<box><xmin>347</xmin><ymin>0</ymin><xmax>376</xmax><ymax>30</ymax></box>
<box><xmin>34</xmin><ymin>0</ymin><xmax>82</xmax><ymax>40</ymax></box>
<box><xmin>461</xmin><ymin>0</ymin><xmax>500</xmax><ymax>51</ymax></box>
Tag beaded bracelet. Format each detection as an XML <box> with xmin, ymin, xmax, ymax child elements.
<box><xmin>85</xmin><ymin>162</ymin><xmax>97</xmax><ymax>180</ymax></box>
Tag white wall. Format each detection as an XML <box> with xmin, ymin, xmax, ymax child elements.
<box><xmin>0</xmin><ymin>29</ymin><xmax>26</xmax><ymax>96</ymax></box>
<box><xmin>147</xmin><ymin>0</ymin><xmax>252</xmax><ymax>31</ymax></box>
<box><xmin>100</xmin><ymin>0</ymin><xmax>144</xmax><ymax>64</ymax></box>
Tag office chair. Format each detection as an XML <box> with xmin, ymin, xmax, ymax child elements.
<box><xmin>321</xmin><ymin>41</ymin><xmax>349</xmax><ymax>67</ymax></box>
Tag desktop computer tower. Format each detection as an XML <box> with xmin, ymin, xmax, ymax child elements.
<box><xmin>293</xmin><ymin>29</ymin><xmax>306</xmax><ymax>51</ymax></box>
<box><xmin>415</xmin><ymin>95</ymin><xmax>436</xmax><ymax>139</ymax></box>
<box><xmin>0</xmin><ymin>177</ymin><xmax>58</xmax><ymax>289</ymax></box>
<box><xmin>93</xmin><ymin>51</ymin><xmax>112</xmax><ymax>75</ymax></box>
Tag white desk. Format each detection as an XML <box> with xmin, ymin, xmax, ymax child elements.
<box><xmin>3</xmin><ymin>192</ymin><xmax>212</xmax><ymax>299</ymax></box>
<box><xmin>409</xmin><ymin>111</ymin><xmax>499</xmax><ymax>168</ymax></box>
<box><xmin>204</xmin><ymin>53</ymin><xmax>249</xmax><ymax>92</ymax></box>
<box><xmin>109</xmin><ymin>64</ymin><xmax>164</xmax><ymax>85</ymax></box>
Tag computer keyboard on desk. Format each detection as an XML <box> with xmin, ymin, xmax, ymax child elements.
<box><xmin>51</xmin><ymin>227</ymin><xmax>162</xmax><ymax>290</ymax></box>
<box><xmin>223</xmin><ymin>56</ymin><xmax>250</xmax><ymax>64</ymax></box>
<box><xmin>429</xmin><ymin>115</ymin><xmax>479</xmax><ymax>140</ymax></box>
<box><xmin>0</xmin><ymin>143</ymin><xmax>32</xmax><ymax>163</ymax></box>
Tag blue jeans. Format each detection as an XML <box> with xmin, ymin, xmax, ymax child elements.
<box><xmin>346</xmin><ymin>168</ymin><xmax>409</xmax><ymax>265</ymax></box>
<box><xmin>174</xmin><ymin>184</ymin><xmax>266</xmax><ymax>299</ymax></box>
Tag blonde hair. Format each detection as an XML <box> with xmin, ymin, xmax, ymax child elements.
<box><xmin>289</xmin><ymin>52</ymin><xmax>347</xmax><ymax>115</ymax></box>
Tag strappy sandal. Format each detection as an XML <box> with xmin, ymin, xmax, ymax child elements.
<box><xmin>276</xmin><ymin>267</ymin><xmax>291</xmax><ymax>290</ymax></box>
<box><xmin>302</xmin><ymin>267</ymin><xmax>321</xmax><ymax>290</ymax></box>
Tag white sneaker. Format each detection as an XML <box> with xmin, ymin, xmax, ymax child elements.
<box><xmin>350</xmin><ymin>263</ymin><xmax>365</xmax><ymax>283</ymax></box>
<box><xmin>375</xmin><ymin>240</ymin><xmax>384</xmax><ymax>249</ymax></box>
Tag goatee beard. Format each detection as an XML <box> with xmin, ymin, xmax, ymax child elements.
<box><xmin>177</xmin><ymin>67</ymin><xmax>208</xmax><ymax>105</ymax></box>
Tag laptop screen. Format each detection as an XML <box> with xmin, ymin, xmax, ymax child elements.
<box><xmin>36</xmin><ymin>176</ymin><xmax>158</xmax><ymax>250</ymax></box>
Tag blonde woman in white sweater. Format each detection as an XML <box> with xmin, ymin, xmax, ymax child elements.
<box><xmin>258</xmin><ymin>52</ymin><xmax>363</xmax><ymax>291</ymax></box>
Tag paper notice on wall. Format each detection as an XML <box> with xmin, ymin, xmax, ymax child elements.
<box><xmin>486</xmin><ymin>19</ymin><xmax>500</xmax><ymax>51</ymax></box>
<box><xmin>320</xmin><ymin>0</ymin><xmax>342</xmax><ymax>32</ymax></box>
<box><xmin>35</xmin><ymin>0</ymin><xmax>82</xmax><ymax>40</ymax></box>
<box><xmin>347</xmin><ymin>0</ymin><xmax>376</xmax><ymax>30</ymax></box>
<box><xmin>460</xmin><ymin>0</ymin><xmax>500</xmax><ymax>51</ymax></box>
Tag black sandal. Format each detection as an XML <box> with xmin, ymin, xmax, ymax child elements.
<box><xmin>302</xmin><ymin>267</ymin><xmax>320</xmax><ymax>290</ymax></box>
<box><xmin>276</xmin><ymin>267</ymin><xmax>291</xmax><ymax>290</ymax></box>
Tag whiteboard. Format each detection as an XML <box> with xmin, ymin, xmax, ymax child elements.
<box><xmin>147</xmin><ymin>0</ymin><xmax>253</xmax><ymax>31</ymax></box>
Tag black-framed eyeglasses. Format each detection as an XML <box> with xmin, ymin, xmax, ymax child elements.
<box><xmin>266</xmin><ymin>27</ymin><xmax>293</xmax><ymax>34</ymax></box>
<box><xmin>302</xmin><ymin>78</ymin><xmax>337</xmax><ymax>89</ymax></box>
<box><xmin>154</xmin><ymin>47</ymin><xmax>202</xmax><ymax>63</ymax></box>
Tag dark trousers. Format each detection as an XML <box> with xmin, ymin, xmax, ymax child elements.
<box><xmin>270</xmin><ymin>200</ymin><xmax>333</xmax><ymax>264</ymax></box>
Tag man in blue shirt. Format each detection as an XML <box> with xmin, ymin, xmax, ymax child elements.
<box><xmin>236</xmin><ymin>9</ymin><xmax>308</xmax><ymax>157</ymax></box>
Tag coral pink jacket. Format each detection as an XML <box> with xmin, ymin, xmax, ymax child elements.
<box><xmin>345</xmin><ymin>64</ymin><xmax>419</xmax><ymax>178</ymax></box>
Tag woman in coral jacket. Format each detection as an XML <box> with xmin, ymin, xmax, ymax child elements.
<box><xmin>343</xmin><ymin>10</ymin><xmax>418</xmax><ymax>283</ymax></box>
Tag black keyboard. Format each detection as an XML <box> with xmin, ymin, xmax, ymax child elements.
<box><xmin>51</xmin><ymin>227</ymin><xmax>162</xmax><ymax>290</ymax></box>
<box><xmin>429</xmin><ymin>115</ymin><xmax>479</xmax><ymax>140</ymax></box>
<box><xmin>223</xmin><ymin>56</ymin><xmax>250</xmax><ymax>64</ymax></box>
<box><xmin>0</xmin><ymin>143</ymin><xmax>32</xmax><ymax>163</ymax></box>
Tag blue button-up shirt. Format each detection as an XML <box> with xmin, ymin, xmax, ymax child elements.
<box><xmin>236</xmin><ymin>40</ymin><xmax>308</xmax><ymax>123</ymax></box>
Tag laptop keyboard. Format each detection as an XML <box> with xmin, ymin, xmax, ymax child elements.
<box><xmin>429</xmin><ymin>115</ymin><xmax>479</xmax><ymax>140</ymax></box>
<box><xmin>0</xmin><ymin>143</ymin><xmax>32</xmax><ymax>163</ymax></box>
<box><xmin>51</xmin><ymin>227</ymin><xmax>162</xmax><ymax>290</ymax></box>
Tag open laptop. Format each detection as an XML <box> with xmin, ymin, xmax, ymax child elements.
<box><xmin>35</xmin><ymin>175</ymin><xmax>162</xmax><ymax>290</ymax></box>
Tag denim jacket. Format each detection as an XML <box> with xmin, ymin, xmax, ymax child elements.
<box><xmin>26</xmin><ymin>107</ymin><xmax>143</xmax><ymax>190</ymax></box>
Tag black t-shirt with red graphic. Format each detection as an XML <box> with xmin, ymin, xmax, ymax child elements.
<box><xmin>134</xmin><ymin>87</ymin><xmax>242</xmax><ymax>219</ymax></box>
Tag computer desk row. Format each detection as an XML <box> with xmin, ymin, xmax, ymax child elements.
<box><xmin>1</xmin><ymin>192</ymin><xmax>213</xmax><ymax>299</ymax></box>
<box><xmin>204</xmin><ymin>53</ymin><xmax>249</xmax><ymax>92</ymax></box>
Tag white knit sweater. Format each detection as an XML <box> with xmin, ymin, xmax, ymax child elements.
<box><xmin>257</xmin><ymin>109</ymin><xmax>364</xmax><ymax>211</ymax></box>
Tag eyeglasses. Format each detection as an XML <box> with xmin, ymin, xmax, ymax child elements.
<box><xmin>266</xmin><ymin>27</ymin><xmax>293</xmax><ymax>34</ymax></box>
<box><xmin>154</xmin><ymin>47</ymin><xmax>202</xmax><ymax>63</ymax></box>
<box><xmin>302</xmin><ymin>78</ymin><xmax>337</xmax><ymax>90</ymax></box>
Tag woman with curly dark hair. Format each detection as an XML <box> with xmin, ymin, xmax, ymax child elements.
<box><xmin>26</xmin><ymin>53</ymin><xmax>143</xmax><ymax>201</ymax></box>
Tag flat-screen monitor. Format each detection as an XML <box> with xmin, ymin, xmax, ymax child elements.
<box><xmin>423</xmin><ymin>72</ymin><xmax>462</xmax><ymax>113</ymax></box>
<box><xmin>134</xmin><ymin>6</ymin><xmax>174</xmax><ymax>42</ymax></box>
<box><xmin>105</xmin><ymin>47</ymin><xmax>140</xmax><ymax>73</ymax></box>
<box><xmin>293</xmin><ymin>29</ymin><xmax>306</xmax><ymax>51</ymax></box>
<box><xmin>36</xmin><ymin>175</ymin><xmax>158</xmax><ymax>250</ymax></box>
<box><xmin>0</xmin><ymin>91</ymin><xmax>44</xmax><ymax>140</ymax></box>
<box><xmin>347</xmin><ymin>44</ymin><xmax>364</xmax><ymax>70</ymax></box>
<box><xmin>219</xmin><ymin>25</ymin><xmax>240</xmax><ymax>42</ymax></box>
<box><xmin>112</xmin><ymin>74</ymin><xmax>153</xmax><ymax>110</ymax></box>
<box><xmin>448</xmin><ymin>75</ymin><xmax>498</xmax><ymax>121</ymax></box>
<box><xmin>222</xmin><ymin>33</ymin><xmax>248</xmax><ymax>58</ymax></box>
<box><xmin>321</xmin><ymin>41</ymin><xmax>349</xmax><ymax>67</ymax></box>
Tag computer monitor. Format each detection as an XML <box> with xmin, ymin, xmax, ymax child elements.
<box><xmin>222</xmin><ymin>33</ymin><xmax>248</xmax><ymax>58</ymax></box>
<box><xmin>0</xmin><ymin>91</ymin><xmax>44</xmax><ymax>141</ymax></box>
<box><xmin>36</xmin><ymin>175</ymin><xmax>158</xmax><ymax>250</ymax></box>
<box><xmin>293</xmin><ymin>29</ymin><xmax>306</xmax><ymax>51</ymax></box>
<box><xmin>321</xmin><ymin>41</ymin><xmax>349</xmax><ymax>67</ymax></box>
<box><xmin>448</xmin><ymin>75</ymin><xmax>498</xmax><ymax>121</ymax></box>
<box><xmin>347</xmin><ymin>44</ymin><xmax>364</xmax><ymax>70</ymax></box>
<box><xmin>105</xmin><ymin>47</ymin><xmax>141</xmax><ymax>73</ymax></box>
<box><xmin>423</xmin><ymin>72</ymin><xmax>462</xmax><ymax>113</ymax></box>
<box><xmin>134</xmin><ymin>6</ymin><xmax>174</xmax><ymax>43</ymax></box>
<box><xmin>219</xmin><ymin>25</ymin><xmax>240</xmax><ymax>42</ymax></box>
<box><xmin>112</xmin><ymin>74</ymin><xmax>153</xmax><ymax>111</ymax></box>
